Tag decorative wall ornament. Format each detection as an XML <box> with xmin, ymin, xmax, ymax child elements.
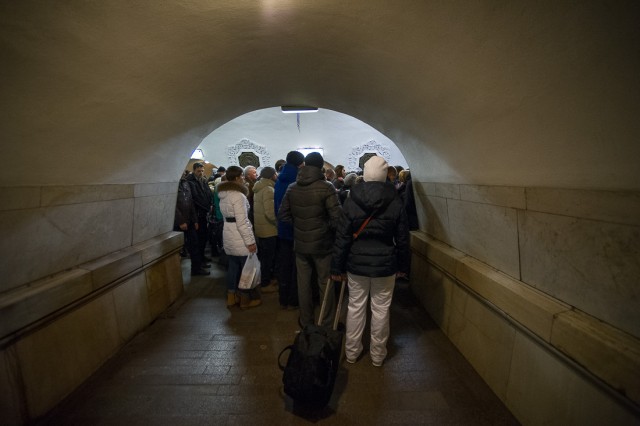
<box><xmin>238</xmin><ymin>151</ymin><xmax>260</xmax><ymax>168</ymax></box>
<box><xmin>226</xmin><ymin>139</ymin><xmax>271</xmax><ymax>168</ymax></box>
<box><xmin>346</xmin><ymin>140</ymin><xmax>391</xmax><ymax>171</ymax></box>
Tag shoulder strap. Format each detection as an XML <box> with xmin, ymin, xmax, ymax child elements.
<box><xmin>352</xmin><ymin>215</ymin><xmax>373</xmax><ymax>239</ymax></box>
<box><xmin>353</xmin><ymin>202</ymin><xmax>388</xmax><ymax>239</ymax></box>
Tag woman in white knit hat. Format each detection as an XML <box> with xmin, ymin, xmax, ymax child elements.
<box><xmin>331</xmin><ymin>155</ymin><xmax>410</xmax><ymax>367</ymax></box>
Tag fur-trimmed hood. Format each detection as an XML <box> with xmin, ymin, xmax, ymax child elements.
<box><xmin>217</xmin><ymin>180</ymin><xmax>248</xmax><ymax>196</ymax></box>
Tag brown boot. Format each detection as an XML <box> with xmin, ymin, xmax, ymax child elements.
<box><xmin>239</xmin><ymin>293</ymin><xmax>262</xmax><ymax>310</ymax></box>
<box><xmin>226</xmin><ymin>291</ymin><xmax>239</xmax><ymax>308</ymax></box>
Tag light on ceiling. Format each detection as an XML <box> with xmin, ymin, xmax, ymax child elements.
<box><xmin>281</xmin><ymin>106</ymin><xmax>319</xmax><ymax>114</ymax></box>
<box><xmin>298</xmin><ymin>147</ymin><xmax>324</xmax><ymax>158</ymax></box>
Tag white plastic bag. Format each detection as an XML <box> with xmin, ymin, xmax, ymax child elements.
<box><xmin>238</xmin><ymin>253</ymin><xmax>261</xmax><ymax>290</ymax></box>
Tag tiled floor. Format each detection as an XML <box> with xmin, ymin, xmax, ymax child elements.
<box><xmin>38</xmin><ymin>256</ymin><xmax>519</xmax><ymax>425</ymax></box>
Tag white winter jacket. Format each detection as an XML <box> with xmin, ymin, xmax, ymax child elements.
<box><xmin>217</xmin><ymin>181</ymin><xmax>255</xmax><ymax>256</ymax></box>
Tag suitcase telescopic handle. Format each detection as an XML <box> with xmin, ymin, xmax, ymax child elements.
<box><xmin>317</xmin><ymin>278</ymin><xmax>347</xmax><ymax>331</ymax></box>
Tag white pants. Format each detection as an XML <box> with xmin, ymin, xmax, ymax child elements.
<box><xmin>345</xmin><ymin>273</ymin><xmax>395</xmax><ymax>364</ymax></box>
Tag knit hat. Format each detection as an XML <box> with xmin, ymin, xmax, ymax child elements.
<box><xmin>304</xmin><ymin>152</ymin><xmax>324</xmax><ymax>169</ymax></box>
<box><xmin>259</xmin><ymin>166</ymin><xmax>277</xmax><ymax>180</ymax></box>
<box><xmin>363</xmin><ymin>156</ymin><xmax>389</xmax><ymax>182</ymax></box>
<box><xmin>286</xmin><ymin>151</ymin><xmax>305</xmax><ymax>167</ymax></box>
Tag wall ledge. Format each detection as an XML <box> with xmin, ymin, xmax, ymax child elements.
<box><xmin>0</xmin><ymin>231</ymin><xmax>183</xmax><ymax>346</ymax></box>
<box><xmin>410</xmin><ymin>230</ymin><xmax>640</xmax><ymax>409</ymax></box>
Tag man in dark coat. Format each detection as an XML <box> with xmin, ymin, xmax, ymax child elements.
<box><xmin>175</xmin><ymin>175</ymin><xmax>209</xmax><ymax>275</ymax></box>
<box><xmin>186</xmin><ymin>162</ymin><xmax>213</xmax><ymax>267</ymax></box>
<box><xmin>278</xmin><ymin>152</ymin><xmax>343</xmax><ymax>327</ymax></box>
<box><xmin>331</xmin><ymin>155</ymin><xmax>410</xmax><ymax>367</ymax></box>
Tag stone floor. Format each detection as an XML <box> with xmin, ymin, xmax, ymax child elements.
<box><xmin>38</xmin><ymin>256</ymin><xmax>520</xmax><ymax>425</ymax></box>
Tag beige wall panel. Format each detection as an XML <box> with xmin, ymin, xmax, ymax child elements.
<box><xmin>412</xmin><ymin>182</ymin><xmax>431</xmax><ymax>233</ymax></box>
<box><xmin>526</xmin><ymin>188</ymin><xmax>640</xmax><ymax>227</ymax></box>
<box><xmin>0</xmin><ymin>346</ymin><xmax>26</xmax><ymax>425</ymax></box>
<box><xmin>145</xmin><ymin>261</ymin><xmax>172</xmax><ymax>319</ymax></box>
<box><xmin>112</xmin><ymin>274</ymin><xmax>151</xmax><ymax>343</ymax></box>
<box><xmin>424</xmin><ymin>238</ymin><xmax>465</xmax><ymax>277</ymax></box>
<box><xmin>16</xmin><ymin>293</ymin><xmax>121</xmax><ymax>418</ymax></box>
<box><xmin>135</xmin><ymin>231</ymin><xmax>183</xmax><ymax>265</ymax></box>
<box><xmin>40</xmin><ymin>184</ymin><xmax>133</xmax><ymax>207</ymax></box>
<box><xmin>518</xmin><ymin>210</ymin><xmax>640</xmax><ymax>338</ymax></box>
<box><xmin>132</xmin><ymin>193</ymin><xmax>177</xmax><ymax>245</ymax></box>
<box><xmin>447</xmin><ymin>199</ymin><xmax>520</xmax><ymax>278</ymax></box>
<box><xmin>506</xmin><ymin>332</ymin><xmax>638</xmax><ymax>426</ymax></box>
<box><xmin>456</xmin><ymin>256</ymin><xmax>569</xmax><ymax>342</ymax></box>
<box><xmin>447</xmin><ymin>293</ymin><xmax>516</xmax><ymax>400</ymax></box>
<box><xmin>551</xmin><ymin>310</ymin><xmax>640</xmax><ymax>406</ymax></box>
<box><xmin>460</xmin><ymin>184</ymin><xmax>526</xmax><ymax>210</ymax></box>
<box><xmin>0</xmin><ymin>269</ymin><xmax>93</xmax><ymax>340</ymax></box>
<box><xmin>434</xmin><ymin>183</ymin><xmax>460</xmax><ymax>200</ymax></box>
<box><xmin>134</xmin><ymin>182</ymin><xmax>178</xmax><ymax>198</ymax></box>
<box><xmin>423</xmin><ymin>195</ymin><xmax>450</xmax><ymax>243</ymax></box>
<box><xmin>0</xmin><ymin>199</ymin><xmax>135</xmax><ymax>293</ymax></box>
<box><xmin>80</xmin><ymin>247</ymin><xmax>142</xmax><ymax>290</ymax></box>
<box><xmin>446</xmin><ymin>282</ymin><xmax>470</xmax><ymax>340</ymax></box>
<box><xmin>0</xmin><ymin>187</ymin><xmax>41</xmax><ymax>212</ymax></box>
<box><xmin>422</xmin><ymin>265</ymin><xmax>455</xmax><ymax>333</ymax></box>
<box><xmin>164</xmin><ymin>254</ymin><xmax>184</xmax><ymax>302</ymax></box>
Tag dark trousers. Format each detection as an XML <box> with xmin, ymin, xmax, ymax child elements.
<box><xmin>277</xmin><ymin>238</ymin><xmax>298</xmax><ymax>308</ymax></box>
<box><xmin>257</xmin><ymin>236</ymin><xmax>277</xmax><ymax>286</ymax></box>
<box><xmin>183</xmin><ymin>225</ymin><xmax>202</xmax><ymax>271</ymax></box>
<box><xmin>296</xmin><ymin>252</ymin><xmax>334</xmax><ymax>327</ymax></box>
<box><xmin>195</xmin><ymin>213</ymin><xmax>208</xmax><ymax>260</ymax></box>
<box><xmin>208</xmin><ymin>220</ymin><xmax>223</xmax><ymax>256</ymax></box>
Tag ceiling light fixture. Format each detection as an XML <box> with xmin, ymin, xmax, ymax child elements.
<box><xmin>281</xmin><ymin>106</ymin><xmax>319</xmax><ymax>114</ymax></box>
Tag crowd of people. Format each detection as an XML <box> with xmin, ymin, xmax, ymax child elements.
<box><xmin>174</xmin><ymin>152</ymin><xmax>418</xmax><ymax>366</ymax></box>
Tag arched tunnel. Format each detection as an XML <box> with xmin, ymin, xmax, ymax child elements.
<box><xmin>1</xmin><ymin>2</ymin><xmax>639</xmax><ymax>424</ymax></box>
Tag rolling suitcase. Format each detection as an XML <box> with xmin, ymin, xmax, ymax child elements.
<box><xmin>278</xmin><ymin>279</ymin><xmax>347</xmax><ymax>408</ymax></box>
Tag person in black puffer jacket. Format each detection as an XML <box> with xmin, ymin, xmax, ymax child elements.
<box><xmin>331</xmin><ymin>155</ymin><xmax>410</xmax><ymax>367</ymax></box>
<box><xmin>278</xmin><ymin>152</ymin><xmax>343</xmax><ymax>327</ymax></box>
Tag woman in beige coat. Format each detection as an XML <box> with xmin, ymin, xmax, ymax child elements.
<box><xmin>252</xmin><ymin>167</ymin><xmax>279</xmax><ymax>293</ymax></box>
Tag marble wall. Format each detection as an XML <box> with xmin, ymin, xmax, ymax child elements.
<box><xmin>410</xmin><ymin>234</ymin><xmax>640</xmax><ymax>424</ymax></box>
<box><xmin>410</xmin><ymin>182</ymin><xmax>640</xmax><ymax>424</ymax></box>
<box><xmin>413</xmin><ymin>183</ymin><xmax>640</xmax><ymax>338</ymax></box>
<box><xmin>0</xmin><ymin>234</ymin><xmax>184</xmax><ymax>423</ymax></box>
<box><xmin>0</xmin><ymin>182</ymin><xmax>178</xmax><ymax>293</ymax></box>
<box><xmin>0</xmin><ymin>183</ymin><xmax>184</xmax><ymax>423</ymax></box>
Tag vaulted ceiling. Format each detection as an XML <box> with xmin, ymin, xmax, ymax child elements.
<box><xmin>1</xmin><ymin>1</ymin><xmax>638</xmax><ymax>189</ymax></box>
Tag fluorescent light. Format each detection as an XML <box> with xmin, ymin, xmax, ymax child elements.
<box><xmin>191</xmin><ymin>148</ymin><xmax>204</xmax><ymax>160</ymax></box>
<box><xmin>281</xmin><ymin>106</ymin><xmax>319</xmax><ymax>114</ymax></box>
<box><xmin>298</xmin><ymin>147</ymin><xmax>324</xmax><ymax>157</ymax></box>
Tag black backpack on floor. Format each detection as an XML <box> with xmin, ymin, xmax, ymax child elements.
<box><xmin>278</xmin><ymin>279</ymin><xmax>346</xmax><ymax>408</ymax></box>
